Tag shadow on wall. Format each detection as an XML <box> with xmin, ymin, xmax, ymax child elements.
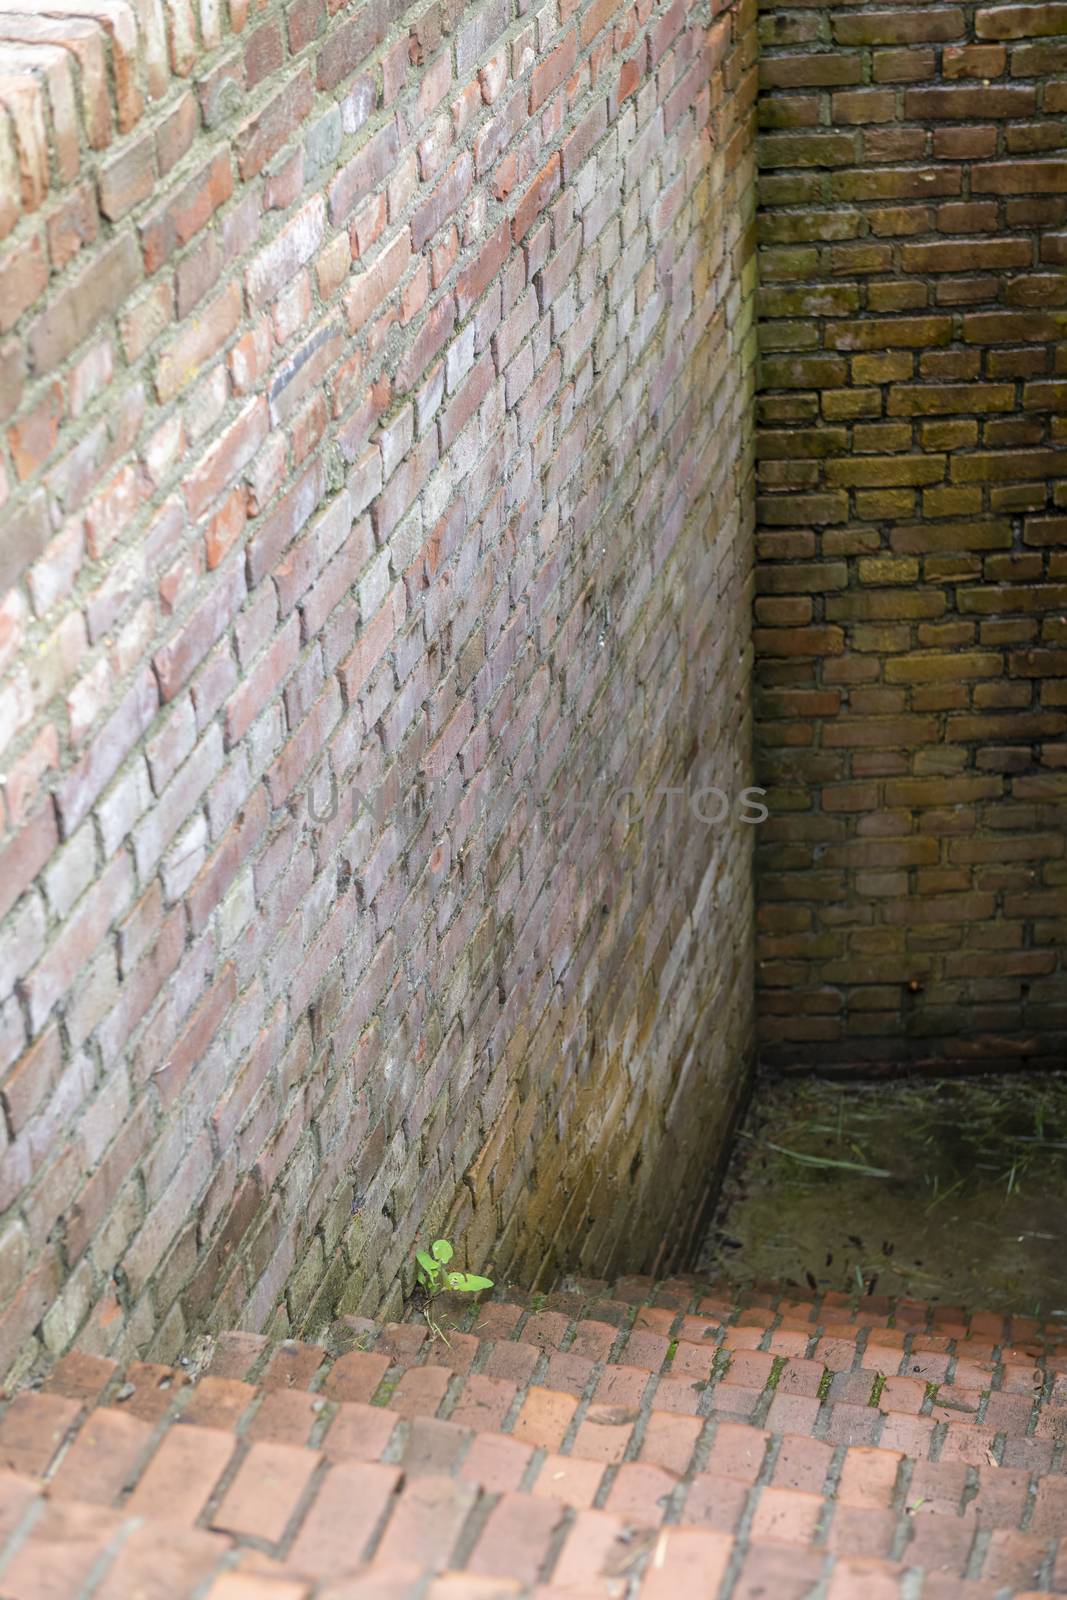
<box><xmin>755</xmin><ymin>0</ymin><xmax>1067</xmax><ymax>1075</ymax></box>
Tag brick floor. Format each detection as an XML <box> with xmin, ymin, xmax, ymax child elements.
<box><xmin>0</xmin><ymin>1277</ymin><xmax>1064</xmax><ymax>1595</ymax></box>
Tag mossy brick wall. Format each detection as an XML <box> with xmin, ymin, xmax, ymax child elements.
<box><xmin>755</xmin><ymin>0</ymin><xmax>1067</xmax><ymax>1072</ymax></box>
<box><xmin>0</xmin><ymin>0</ymin><xmax>757</xmax><ymax>1376</ymax></box>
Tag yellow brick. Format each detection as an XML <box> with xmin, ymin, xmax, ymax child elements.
<box><xmin>858</xmin><ymin>557</ymin><xmax>921</xmax><ymax>585</ymax></box>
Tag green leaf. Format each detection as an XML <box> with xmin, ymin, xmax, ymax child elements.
<box><xmin>762</xmin><ymin>1140</ymin><xmax>892</xmax><ymax>1179</ymax></box>
<box><xmin>448</xmin><ymin>1272</ymin><xmax>493</xmax><ymax>1293</ymax></box>
<box><xmin>416</xmin><ymin>1250</ymin><xmax>439</xmax><ymax>1285</ymax></box>
<box><xmin>431</xmin><ymin>1239</ymin><xmax>454</xmax><ymax>1263</ymax></box>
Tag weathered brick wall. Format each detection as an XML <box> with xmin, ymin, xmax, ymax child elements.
<box><xmin>755</xmin><ymin>0</ymin><xmax>1067</xmax><ymax>1070</ymax></box>
<box><xmin>0</xmin><ymin>0</ymin><xmax>757</xmax><ymax>1376</ymax></box>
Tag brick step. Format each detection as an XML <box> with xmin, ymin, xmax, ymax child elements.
<box><xmin>308</xmin><ymin>1273</ymin><xmax>1067</xmax><ymax>1451</ymax></box>
<box><xmin>11</xmin><ymin>1357</ymin><xmax>1067</xmax><ymax>1532</ymax></box>
<box><xmin>1</xmin><ymin>1280</ymin><xmax>1063</xmax><ymax>1595</ymax></box>
<box><xmin>557</xmin><ymin>1272</ymin><xmax>1067</xmax><ymax>1354</ymax></box>
<box><xmin>0</xmin><ymin>1457</ymin><xmax>1063</xmax><ymax>1599</ymax></box>
<box><xmin>228</xmin><ymin>1501</ymin><xmax>1067</xmax><ymax>1597</ymax></box>
<box><xmin>19</xmin><ymin>1283</ymin><xmax>1067</xmax><ymax>1468</ymax></box>
<box><xmin>0</xmin><ymin>1347</ymin><xmax>1058</xmax><ymax>1575</ymax></box>
<box><xmin>302</xmin><ymin>1315</ymin><xmax>1064</xmax><ymax>1462</ymax></box>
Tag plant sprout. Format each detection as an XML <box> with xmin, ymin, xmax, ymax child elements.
<box><xmin>415</xmin><ymin>1239</ymin><xmax>492</xmax><ymax>1342</ymax></box>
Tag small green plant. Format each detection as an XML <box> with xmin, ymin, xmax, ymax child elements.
<box><xmin>415</xmin><ymin>1239</ymin><xmax>492</xmax><ymax>1342</ymax></box>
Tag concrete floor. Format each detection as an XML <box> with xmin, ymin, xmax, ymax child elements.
<box><xmin>697</xmin><ymin>1072</ymin><xmax>1067</xmax><ymax>1321</ymax></box>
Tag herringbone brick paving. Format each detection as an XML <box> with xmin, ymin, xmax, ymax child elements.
<box><xmin>1</xmin><ymin>1275</ymin><xmax>1065</xmax><ymax>1596</ymax></box>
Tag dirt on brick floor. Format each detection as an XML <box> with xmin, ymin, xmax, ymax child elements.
<box><xmin>697</xmin><ymin>1073</ymin><xmax>1067</xmax><ymax>1321</ymax></box>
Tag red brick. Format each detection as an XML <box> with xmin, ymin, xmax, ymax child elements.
<box><xmin>513</xmin><ymin>154</ymin><xmax>561</xmax><ymax>243</ymax></box>
<box><xmin>684</xmin><ymin>1472</ymin><xmax>750</xmax><ymax>1532</ymax></box>
<box><xmin>316</xmin><ymin>4</ymin><xmax>398</xmax><ymax>91</ymax></box>
<box><xmin>532</xmin><ymin>1452</ymin><xmax>603</xmax><ymax>1508</ymax></box>
<box><xmin>320</xmin><ymin>1400</ymin><xmax>397</xmax><ymax>1462</ymax></box>
<box><xmin>27</xmin><ymin>232</ymin><xmax>141</xmax><ymax>374</ymax></box>
<box><xmin>571</xmin><ymin>1403</ymin><xmax>635</xmax><ymax>1464</ymax></box>
<box><xmin>605</xmin><ymin>1461</ymin><xmax>676</xmax><ymax>1520</ymax></box>
<box><xmin>455</xmin><ymin>219</ymin><xmax>509</xmax><ymax>317</ymax></box>
<box><xmin>94</xmin><ymin>1523</ymin><xmax>230</xmax><ymax>1600</ymax></box>
<box><xmin>412</xmin><ymin>152</ymin><xmax>473</xmax><ymax>251</ymax></box>
<box><xmin>638</xmin><ymin>1527</ymin><xmax>734</xmax><ymax>1598</ymax></box>
<box><xmin>374</xmin><ymin>1474</ymin><xmax>477</xmax><ymax>1569</ymax></box>
<box><xmin>639</xmin><ymin>1411</ymin><xmax>703</xmax><ymax>1475</ymax></box>
<box><xmin>458</xmin><ymin>1432</ymin><xmax>531</xmax><ymax>1493</ymax></box>
<box><xmin>288</xmin><ymin>1461</ymin><xmax>400</xmax><ymax>1575</ymax></box>
<box><xmin>530</xmin><ymin>30</ymin><xmax>577</xmax><ymax>112</ymax></box>
<box><xmin>449</xmin><ymin>1374</ymin><xmax>517</xmax><ymax>1432</ymax></box>
<box><xmin>183</xmin><ymin>397</ymin><xmax>269</xmax><ymax>520</ymax></box>
<box><xmin>48</xmin><ymin>1406</ymin><xmax>153</xmax><ymax>1504</ymax></box>
<box><xmin>345</xmin><ymin>231</ymin><xmax>411</xmax><ymax>332</ymax></box>
<box><xmin>98</xmin><ymin>134</ymin><xmax>156</xmax><ymax>221</ymax></box>
<box><xmin>211</xmin><ymin>1440</ymin><xmax>321</xmax><ymax>1543</ymax></box>
<box><xmin>139</xmin><ymin>149</ymin><xmax>232</xmax><ymax>272</ymax></box>
<box><xmin>511</xmin><ymin>1386</ymin><xmax>578</xmax><ymax>1451</ymax></box>
<box><xmin>750</xmin><ymin>1484</ymin><xmax>824</xmax><ymax>1546</ymax></box>
<box><xmin>0</xmin><ymin>1500</ymin><xmax>124</xmax><ymax>1598</ymax></box>
<box><xmin>0</xmin><ymin>803</ymin><xmax>58</xmax><ymax>922</ymax></box>
<box><xmin>704</xmin><ymin>1421</ymin><xmax>769</xmax><ymax>1482</ymax></box>
<box><xmin>328</xmin><ymin>120</ymin><xmax>399</xmax><ymax>225</ymax></box>
<box><xmin>837</xmin><ymin>1448</ymin><xmax>902</xmax><ymax>1509</ymax></box>
<box><xmin>321</xmin><ymin>1351</ymin><xmax>391</xmax><ymax>1404</ymax></box>
<box><xmin>41</xmin><ymin>1351</ymin><xmax>117</xmax><ymax>1403</ymax></box>
<box><xmin>126</xmin><ymin>1425</ymin><xmax>234</xmax><ymax>1524</ymax></box>
<box><xmin>389</xmin><ymin>1365</ymin><xmax>451</xmax><ymax>1419</ymax></box>
<box><xmin>233</xmin><ymin>67</ymin><xmax>314</xmax><ymax>178</ymax></box>
<box><xmin>0</xmin><ymin>231</ymin><xmax>47</xmax><ymax>333</ymax></box>
<box><xmin>549</xmin><ymin>1507</ymin><xmax>631</xmax><ymax>1587</ymax></box>
<box><xmin>0</xmin><ymin>1392</ymin><xmax>81</xmax><ymax>1476</ymax></box>
<box><xmin>246</xmin><ymin>1390</ymin><xmax>320</xmax><ymax>1445</ymax></box>
<box><xmin>155</xmin><ymin>280</ymin><xmax>242</xmax><ymax>402</ymax></box>
<box><xmin>468</xmin><ymin>1491</ymin><xmax>563</xmax><ymax>1583</ymax></box>
<box><xmin>23</xmin><ymin>852</ymin><xmax>133</xmax><ymax>1032</ymax></box>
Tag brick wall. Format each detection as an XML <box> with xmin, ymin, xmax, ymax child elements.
<box><xmin>0</xmin><ymin>0</ymin><xmax>757</xmax><ymax>1377</ymax></box>
<box><xmin>755</xmin><ymin>0</ymin><xmax>1067</xmax><ymax>1071</ymax></box>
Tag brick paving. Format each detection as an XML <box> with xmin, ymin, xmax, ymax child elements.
<box><xmin>0</xmin><ymin>1274</ymin><xmax>1062</xmax><ymax>1595</ymax></box>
